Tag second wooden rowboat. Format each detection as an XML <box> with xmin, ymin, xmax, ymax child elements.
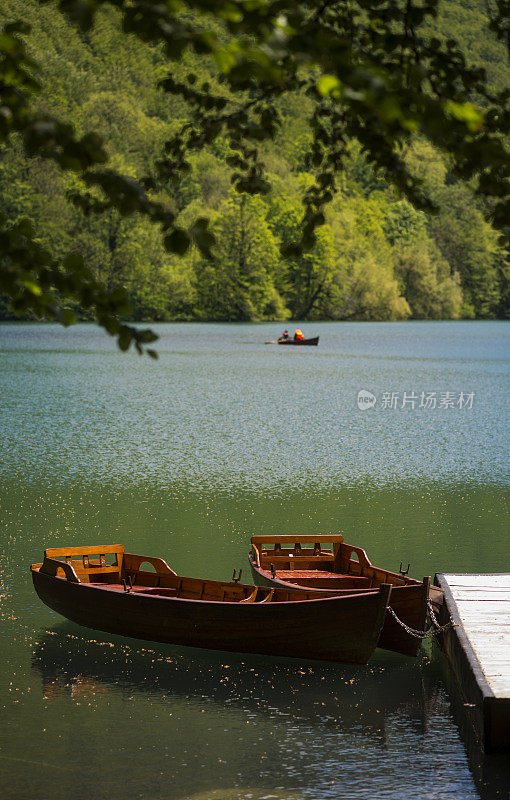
<box><xmin>249</xmin><ymin>535</ymin><xmax>443</xmax><ymax>657</ymax></box>
<box><xmin>31</xmin><ymin>545</ymin><xmax>392</xmax><ymax>665</ymax></box>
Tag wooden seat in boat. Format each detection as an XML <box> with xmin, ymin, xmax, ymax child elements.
<box><xmin>275</xmin><ymin>571</ymin><xmax>372</xmax><ymax>587</ymax></box>
<box><xmin>41</xmin><ymin>545</ymin><xmax>126</xmax><ymax>584</ymax></box>
<box><xmin>132</xmin><ymin>587</ymin><xmax>178</xmax><ymax>598</ymax></box>
<box><xmin>276</xmin><ymin>570</ymin><xmax>344</xmax><ymax>579</ymax></box>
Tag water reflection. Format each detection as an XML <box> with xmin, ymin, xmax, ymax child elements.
<box><xmin>32</xmin><ymin>625</ymin><xmax>433</xmax><ymax>739</ymax></box>
<box><xmin>26</xmin><ymin>625</ymin><xmax>481</xmax><ymax>800</ymax></box>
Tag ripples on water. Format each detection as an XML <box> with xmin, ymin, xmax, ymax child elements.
<box><xmin>1</xmin><ymin>321</ymin><xmax>509</xmax><ymax>800</ymax></box>
<box><xmin>0</xmin><ymin>321</ymin><xmax>508</xmax><ymax>492</ymax></box>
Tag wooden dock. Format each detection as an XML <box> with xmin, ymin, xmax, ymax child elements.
<box><xmin>435</xmin><ymin>573</ymin><xmax>510</xmax><ymax>752</ymax></box>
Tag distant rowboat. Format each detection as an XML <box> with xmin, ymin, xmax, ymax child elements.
<box><xmin>31</xmin><ymin>544</ymin><xmax>392</xmax><ymax>664</ymax></box>
<box><xmin>277</xmin><ymin>336</ymin><xmax>319</xmax><ymax>346</ymax></box>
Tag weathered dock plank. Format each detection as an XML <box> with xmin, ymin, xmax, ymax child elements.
<box><xmin>435</xmin><ymin>573</ymin><xmax>510</xmax><ymax>751</ymax></box>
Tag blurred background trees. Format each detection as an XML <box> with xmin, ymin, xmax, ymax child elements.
<box><xmin>0</xmin><ymin>0</ymin><xmax>509</xmax><ymax>331</ymax></box>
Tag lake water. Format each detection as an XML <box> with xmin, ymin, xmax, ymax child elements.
<box><xmin>1</xmin><ymin>320</ymin><xmax>509</xmax><ymax>800</ymax></box>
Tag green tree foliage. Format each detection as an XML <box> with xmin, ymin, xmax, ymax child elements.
<box><xmin>394</xmin><ymin>246</ymin><xmax>463</xmax><ymax>318</ymax></box>
<box><xmin>194</xmin><ymin>195</ymin><xmax>286</xmax><ymax>320</ymax></box>
<box><xmin>343</xmin><ymin>256</ymin><xmax>412</xmax><ymax>320</ymax></box>
<box><xmin>111</xmin><ymin>218</ymin><xmax>196</xmax><ymax>320</ymax></box>
<box><xmin>0</xmin><ymin>0</ymin><xmax>510</xmax><ymax>340</ymax></box>
<box><xmin>428</xmin><ymin>186</ymin><xmax>503</xmax><ymax>317</ymax></box>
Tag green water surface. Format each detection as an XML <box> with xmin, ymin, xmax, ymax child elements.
<box><xmin>0</xmin><ymin>321</ymin><xmax>509</xmax><ymax>800</ymax></box>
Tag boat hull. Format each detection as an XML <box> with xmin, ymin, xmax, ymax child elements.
<box><xmin>277</xmin><ymin>336</ymin><xmax>319</xmax><ymax>346</ymax></box>
<box><xmin>32</xmin><ymin>570</ymin><xmax>390</xmax><ymax>664</ymax></box>
<box><xmin>249</xmin><ymin>559</ymin><xmax>428</xmax><ymax>658</ymax></box>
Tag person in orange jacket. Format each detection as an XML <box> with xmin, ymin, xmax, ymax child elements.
<box><xmin>294</xmin><ymin>328</ymin><xmax>304</xmax><ymax>341</ymax></box>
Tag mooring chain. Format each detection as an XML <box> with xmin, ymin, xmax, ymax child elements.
<box><xmin>386</xmin><ymin>601</ymin><xmax>454</xmax><ymax>640</ymax></box>
<box><xmin>386</xmin><ymin>606</ymin><xmax>428</xmax><ymax>639</ymax></box>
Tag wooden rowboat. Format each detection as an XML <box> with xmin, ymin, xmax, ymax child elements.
<box><xmin>249</xmin><ymin>536</ymin><xmax>443</xmax><ymax>657</ymax></box>
<box><xmin>277</xmin><ymin>336</ymin><xmax>319</xmax><ymax>346</ymax></box>
<box><xmin>31</xmin><ymin>545</ymin><xmax>392</xmax><ymax>664</ymax></box>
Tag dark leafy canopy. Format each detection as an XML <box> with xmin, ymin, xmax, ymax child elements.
<box><xmin>1</xmin><ymin>1</ymin><xmax>510</xmax><ymax>347</ymax></box>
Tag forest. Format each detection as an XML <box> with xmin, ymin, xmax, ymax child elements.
<box><xmin>0</xmin><ymin>0</ymin><xmax>509</xmax><ymax>322</ymax></box>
